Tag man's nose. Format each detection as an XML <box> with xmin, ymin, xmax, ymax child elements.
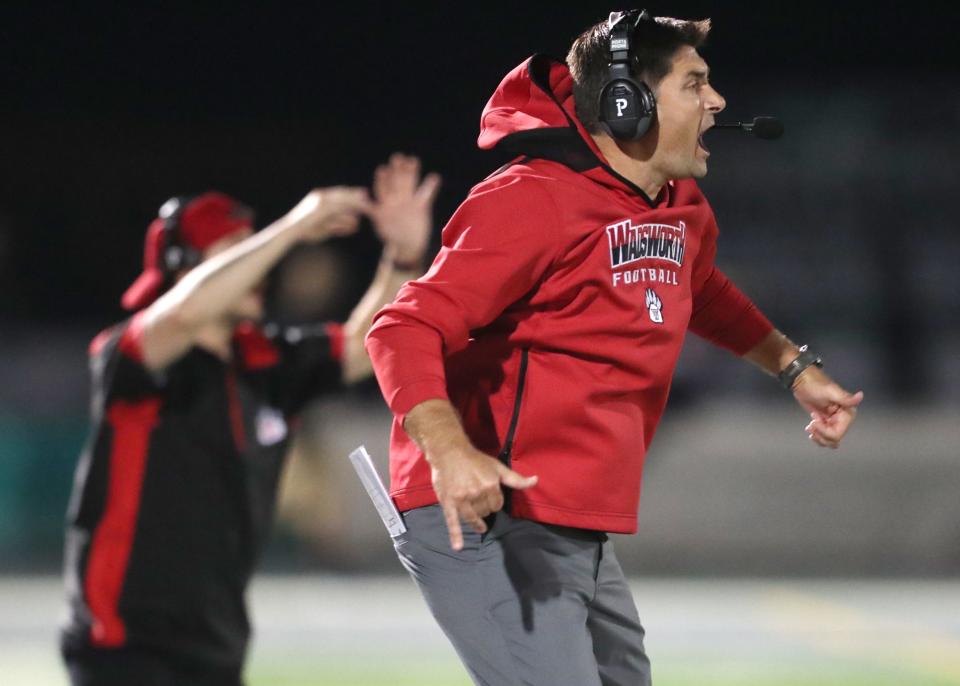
<box><xmin>705</xmin><ymin>85</ymin><xmax>726</xmax><ymax>114</ymax></box>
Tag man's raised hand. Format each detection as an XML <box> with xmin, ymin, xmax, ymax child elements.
<box><xmin>286</xmin><ymin>186</ymin><xmax>372</xmax><ymax>242</ymax></box>
<box><xmin>368</xmin><ymin>153</ymin><xmax>441</xmax><ymax>264</ymax></box>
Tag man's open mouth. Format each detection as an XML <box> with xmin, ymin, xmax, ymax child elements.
<box><xmin>697</xmin><ymin>123</ymin><xmax>714</xmax><ymax>153</ymax></box>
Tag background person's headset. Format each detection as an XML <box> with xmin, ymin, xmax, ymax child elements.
<box><xmin>597</xmin><ymin>9</ymin><xmax>658</xmax><ymax>141</ymax></box>
<box><xmin>157</xmin><ymin>196</ymin><xmax>203</xmax><ymax>280</ymax></box>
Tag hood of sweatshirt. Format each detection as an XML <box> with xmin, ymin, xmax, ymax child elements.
<box><xmin>478</xmin><ymin>54</ymin><xmax>669</xmax><ymax>208</ymax></box>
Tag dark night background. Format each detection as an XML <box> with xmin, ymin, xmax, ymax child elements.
<box><xmin>1</xmin><ymin>0</ymin><xmax>954</xmax><ymax>325</ymax></box>
<box><xmin>1</xmin><ymin>1</ymin><xmax>958</xmax><ymax>573</ymax></box>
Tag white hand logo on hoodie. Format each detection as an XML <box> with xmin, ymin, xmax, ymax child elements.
<box><xmin>645</xmin><ymin>288</ymin><xmax>663</xmax><ymax>324</ymax></box>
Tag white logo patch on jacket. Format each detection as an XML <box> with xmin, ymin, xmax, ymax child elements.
<box><xmin>645</xmin><ymin>288</ymin><xmax>664</xmax><ymax>324</ymax></box>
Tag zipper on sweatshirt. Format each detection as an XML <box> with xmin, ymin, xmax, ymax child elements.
<box><xmin>498</xmin><ymin>348</ymin><xmax>529</xmax><ymax>467</ymax></box>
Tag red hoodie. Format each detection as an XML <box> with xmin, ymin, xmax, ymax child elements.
<box><xmin>365</xmin><ymin>55</ymin><xmax>773</xmax><ymax>533</ymax></box>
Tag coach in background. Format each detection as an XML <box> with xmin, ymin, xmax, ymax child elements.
<box><xmin>61</xmin><ymin>154</ymin><xmax>440</xmax><ymax>686</ymax></box>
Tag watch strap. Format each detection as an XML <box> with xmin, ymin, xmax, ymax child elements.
<box><xmin>778</xmin><ymin>344</ymin><xmax>824</xmax><ymax>390</ymax></box>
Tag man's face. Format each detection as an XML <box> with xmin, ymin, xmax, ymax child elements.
<box><xmin>200</xmin><ymin>227</ymin><xmax>265</xmax><ymax>322</ymax></box>
<box><xmin>648</xmin><ymin>46</ymin><xmax>726</xmax><ymax>180</ymax></box>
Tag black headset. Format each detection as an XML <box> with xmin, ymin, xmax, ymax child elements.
<box><xmin>157</xmin><ymin>196</ymin><xmax>203</xmax><ymax>278</ymax></box>
<box><xmin>597</xmin><ymin>9</ymin><xmax>658</xmax><ymax>141</ymax></box>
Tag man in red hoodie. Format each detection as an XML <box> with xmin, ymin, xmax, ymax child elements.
<box><xmin>366</xmin><ymin>11</ymin><xmax>862</xmax><ymax>686</ymax></box>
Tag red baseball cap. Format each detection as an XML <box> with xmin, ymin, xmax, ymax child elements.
<box><xmin>121</xmin><ymin>192</ymin><xmax>254</xmax><ymax>311</ymax></box>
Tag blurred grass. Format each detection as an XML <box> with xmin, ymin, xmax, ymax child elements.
<box><xmin>6</xmin><ymin>578</ymin><xmax>959</xmax><ymax>686</ymax></box>
<box><xmin>11</xmin><ymin>657</ymin><xmax>960</xmax><ymax>686</ymax></box>
<box><xmin>247</xmin><ymin>657</ymin><xmax>960</xmax><ymax>686</ymax></box>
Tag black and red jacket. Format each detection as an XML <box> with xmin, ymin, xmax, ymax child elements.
<box><xmin>62</xmin><ymin>312</ymin><xmax>342</xmax><ymax>670</ymax></box>
<box><xmin>365</xmin><ymin>55</ymin><xmax>774</xmax><ymax>534</ymax></box>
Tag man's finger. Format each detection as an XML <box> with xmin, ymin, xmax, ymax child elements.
<box><xmin>808</xmin><ymin>430</ymin><xmax>838</xmax><ymax>449</ymax></box>
<box><xmin>441</xmin><ymin>502</ymin><xmax>464</xmax><ymax>552</ymax></box>
<box><xmin>459</xmin><ymin>501</ymin><xmax>487</xmax><ymax>535</ymax></box>
<box><xmin>837</xmin><ymin>391</ymin><xmax>864</xmax><ymax>408</ymax></box>
<box><xmin>481</xmin><ymin>486</ymin><xmax>504</xmax><ymax>516</ymax></box>
<box><xmin>814</xmin><ymin>423</ymin><xmax>843</xmax><ymax>442</ymax></box>
<box><xmin>416</xmin><ymin>172</ymin><xmax>443</xmax><ymax>204</ymax></box>
<box><xmin>388</xmin><ymin>153</ymin><xmax>417</xmax><ymax>195</ymax></box>
<box><xmin>326</xmin><ymin>217</ymin><xmax>360</xmax><ymax>236</ymax></box>
<box><xmin>822</xmin><ymin>410</ymin><xmax>856</xmax><ymax>438</ymax></box>
<box><xmin>496</xmin><ymin>464</ymin><xmax>538</xmax><ymax>490</ymax></box>
<box><xmin>401</xmin><ymin>156</ymin><xmax>421</xmax><ymax>194</ymax></box>
<box><xmin>809</xmin><ymin>416</ymin><xmax>849</xmax><ymax>443</ymax></box>
<box><xmin>373</xmin><ymin>165</ymin><xmax>388</xmax><ymax>199</ymax></box>
<box><xmin>332</xmin><ymin>189</ymin><xmax>373</xmax><ymax>213</ymax></box>
<box><xmin>808</xmin><ymin>432</ymin><xmax>832</xmax><ymax>449</ymax></box>
<box><xmin>382</xmin><ymin>157</ymin><xmax>403</xmax><ymax>194</ymax></box>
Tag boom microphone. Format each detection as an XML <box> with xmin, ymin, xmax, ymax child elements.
<box><xmin>713</xmin><ymin>116</ymin><xmax>784</xmax><ymax>140</ymax></box>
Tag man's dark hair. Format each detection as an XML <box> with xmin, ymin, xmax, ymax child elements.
<box><xmin>567</xmin><ymin>14</ymin><xmax>711</xmax><ymax>134</ymax></box>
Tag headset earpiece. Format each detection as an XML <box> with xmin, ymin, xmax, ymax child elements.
<box><xmin>597</xmin><ymin>9</ymin><xmax>657</xmax><ymax>141</ymax></box>
<box><xmin>158</xmin><ymin>196</ymin><xmax>202</xmax><ymax>277</ymax></box>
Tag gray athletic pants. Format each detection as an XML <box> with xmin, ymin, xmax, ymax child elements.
<box><xmin>394</xmin><ymin>504</ymin><xmax>651</xmax><ymax>686</ymax></box>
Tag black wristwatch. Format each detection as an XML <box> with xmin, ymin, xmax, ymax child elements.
<box><xmin>778</xmin><ymin>345</ymin><xmax>823</xmax><ymax>390</ymax></box>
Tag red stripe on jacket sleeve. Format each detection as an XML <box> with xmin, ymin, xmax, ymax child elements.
<box><xmin>84</xmin><ymin>397</ymin><xmax>162</xmax><ymax>647</ymax></box>
<box><xmin>224</xmin><ymin>369</ymin><xmax>247</xmax><ymax>453</ymax></box>
<box><xmin>324</xmin><ymin>322</ymin><xmax>345</xmax><ymax>363</ymax></box>
<box><xmin>688</xmin><ymin>266</ymin><xmax>774</xmax><ymax>356</ymax></box>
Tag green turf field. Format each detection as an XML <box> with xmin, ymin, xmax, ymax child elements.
<box><xmin>4</xmin><ymin>577</ymin><xmax>959</xmax><ymax>686</ymax></box>
<box><xmin>237</xmin><ymin>576</ymin><xmax>960</xmax><ymax>686</ymax></box>
<box><xmin>10</xmin><ymin>652</ymin><xmax>958</xmax><ymax>686</ymax></box>
<box><xmin>247</xmin><ymin>658</ymin><xmax>960</xmax><ymax>686</ymax></box>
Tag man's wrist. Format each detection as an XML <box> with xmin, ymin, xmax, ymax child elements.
<box><xmin>278</xmin><ymin>212</ymin><xmax>329</xmax><ymax>246</ymax></box>
<box><xmin>403</xmin><ymin>399</ymin><xmax>469</xmax><ymax>464</ymax></box>
<box><xmin>386</xmin><ymin>255</ymin><xmax>423</xmax><ymax>271</ymax></box>
<box><xmin>778</xmin><ymin>345</ymin><xmax>824</xmax><ymax>390</ymax></box>
<box><xmin>776</xmin><ymin>343</ymin><xmax>803</xmax><ymax>373</ymax></box>
<box><xmin>421</xmin><ymin>425</ymin><xmax>473</xmax><ymax>466</ymax></box>
<box><xmin>383</xmin><ymin>245</ymin><xmax>425</xmax><ymax>272</ymax></box>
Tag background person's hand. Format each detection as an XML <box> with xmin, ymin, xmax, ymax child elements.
<box><xmin>286</xmin><ymin>186</ymin><xmax>372</xmax><ymax>241</ymax></box>
<box><xmin>368</xmin><ymin>153</ymin><xmax>441</xmax><ymax>264</ymax></box>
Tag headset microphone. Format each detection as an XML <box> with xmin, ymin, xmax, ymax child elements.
<box><xmin>713</xmin><ymin>116</ymin><xmax>784</xmax><ymax>140</ymax></box>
